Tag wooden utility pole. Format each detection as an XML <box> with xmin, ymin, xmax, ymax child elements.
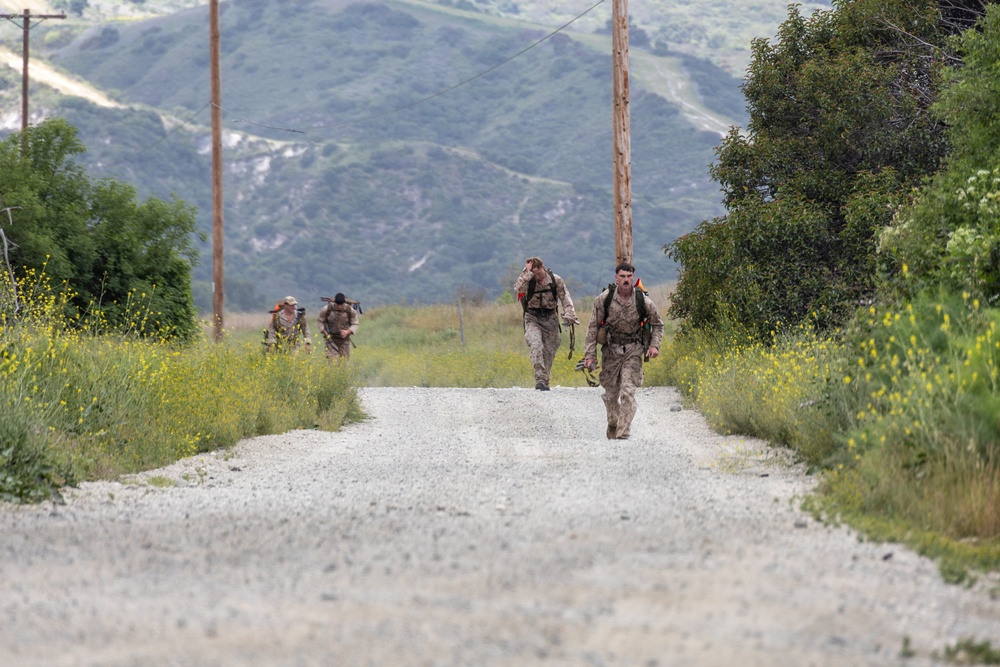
<box><xmin>611</xmin><ymin>0</ymin><xmax>632</xmax><ymax>266</ymax></box>
<box><xmin>209</xmin><ymin>0</ymin><xmax>225</xmax><ymax>341</ymax></box>
<box><xmin>1</xmin><ymin>9</ymin><xmax>66</xmax><ymax>134</ymax></box>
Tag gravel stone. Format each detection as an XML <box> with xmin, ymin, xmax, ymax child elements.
<box><xmin>2</xmin><ymin>386</ymin><xmax>999</xmax><ymax>666</ymax></box>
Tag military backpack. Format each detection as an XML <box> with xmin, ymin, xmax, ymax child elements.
<box><xmin>519</xmin><ymin>270</ymin><xmax>557</xmax><ymax>313</ymax></box>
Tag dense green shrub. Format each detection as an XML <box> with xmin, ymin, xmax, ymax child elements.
<box><xmin>879</xmin><ymin>5</ymin><xmax>1000</xmax><ymax>305</ymax></box>
<box><xmin>0</xmin><ymin>119</ymin><xmax>200</xmax><ymax>338</ymax></box>
<box><xmin>666</xmin><ymin>0</ymin><xmax>973</xmax><ymax>342</ymax></box>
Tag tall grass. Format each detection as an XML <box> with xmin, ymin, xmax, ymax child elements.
<box><xmin>647</xmin><ymin>322</ymin><xmax>844</xmax><ymax>463</ymax></box>
<box><xmin>655</xmin><ymin>291</ymin><xmax>1000</xmax><ymax>577</ymax></box>
<box><xmin>0</xmin><ymin>272</ymin><xmax>361</xmax><ymax>503</ymax></box>
<box><xmin>354</xmin><ymin>302</ymin><xmax>581</xmax><ymax>387</ymax></box>
<box><xmin>349</xmin><ymin>284</ymin><xmax>676</xmax><ymax>388</ymax></box>
<box><xmin>821</xmin><ymin>293</ymin><xmax>1000</xmax><ymax>560</ymax></box>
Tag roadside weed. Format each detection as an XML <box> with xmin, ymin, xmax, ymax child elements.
<box><xmin>939</xmin><ymin>637</ymin><xmax>1000</xmax><ymax>664</ymax></box>
<box><xmin>657</xmin><ymin>291</ymin><xmax>1000</xmax><ymax>575</ymax></box>
<box><xmin>0</xmin><ymin>271</ymin><xmax>360</xmax><ymax>501</ymax></box>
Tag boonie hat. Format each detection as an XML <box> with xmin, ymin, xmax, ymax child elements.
<box><xmin>282</xmin><ymin>296</ymin><xmax>297</xmax><ymax>306</ymax></box>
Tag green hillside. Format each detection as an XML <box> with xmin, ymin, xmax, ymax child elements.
<box><xmin>1</xmin><ymin>0</ymin><xmax>749</xmax><ymax>310</ymax></box>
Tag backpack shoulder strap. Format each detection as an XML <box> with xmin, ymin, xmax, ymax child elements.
<box><xmin>601</xmin><ymin>285</ymin><xmax>615</xmax><ymax>324</ymax></box>
<box><xmin>522</xmin><ymin>276</ymin><xmax>537</xmax><ymax>312</ymax></box>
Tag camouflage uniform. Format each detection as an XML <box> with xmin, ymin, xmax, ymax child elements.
<box><xmin>583</xmin><ymin>287</ymin><xmax>664</xmax><ymax>439</ymax></box>
<box><xmin>266</xmin><ymin>308</ymin><xmax>310</xmax><ymax>353</ymax></box>
<box><xmin>515</xmin><ymin>267</ymin><xmax>578</xmax><ymax>389</ymax></box>
<box><xmin>317</xmin><ymin>302</ymin><xmax>360</xmax><ymax>360</ymax></box>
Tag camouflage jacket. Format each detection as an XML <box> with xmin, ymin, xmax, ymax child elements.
<box><xmin>266</xmin><ymin>309</ymin><xmax>310</xmax><ymax>349</ymax></box>
<box><xmin>584</xmin><ymin>287</ymin><xmax>664</xmax><ymax>359</ymax></box>
<box><xmin>514</xmin><ymin>268</ymin><xmax>578</xmax><ymax>322</ymax></box>
<box><xmin>317</xmin><ymin>302</ymin><xmax>359</xmax><ymax>338</ymax></box>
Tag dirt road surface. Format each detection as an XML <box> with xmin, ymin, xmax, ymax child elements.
<box><xmin>2</xmin><ymin>386</ymin><xmax>999</xmax><ymax>666</ymax></box>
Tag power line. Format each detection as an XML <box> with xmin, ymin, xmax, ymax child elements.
<box><xmin>115</xmin><ymin>101</ymin><xmax>287</xmax><ymax>164</ymax></box>
<box><xmin>234</xmin><ymin>0</ymin><xmax>609</xmax><ymax>134</ymax></box>
<box><xmin>223</xmin><ymin>105</ymin><xmax>304</xmax><ymax>134</ymax></box>
<box><xmin>85</xmin><ymin>102</ymin><xmax>211</xmax><ymax>174</ymax></box>
<box><xmin>95</xmin><ymin>0</ymin><xmax>609</xmax><ymax>161</ymax></box>
<box><xmin>132</xmin><ymin>102</ymin><xmax>212</xmax><ymax>156</ymax></box>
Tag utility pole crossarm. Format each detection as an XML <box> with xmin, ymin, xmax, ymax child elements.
<box><xmin>1</xmin><ymin>9</ymin><xmax>67</xmax><ymax>134</ymax></box>
<box><xmin>0</xmin><ymin>12</ymin><xmax>67</xmax><ymax>19</ymax></box>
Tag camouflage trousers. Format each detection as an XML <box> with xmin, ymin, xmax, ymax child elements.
<box><xmin>323</xmin><ymin>335</ymin><xmax>352</xmax><ymax>360</ymax></box>
<box><xmin>599</xmin><ymin>341</ymin><xmax>645</xmax><ymax>439</ymax></box>
<box><xmin>523</xmin><ymin>310</ymin><xmax>561</xmax><ymax>385</ymax></box>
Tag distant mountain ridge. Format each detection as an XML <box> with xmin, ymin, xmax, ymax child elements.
<box><xmin>23</xmin><ymin>0</ymin><xmax>831</xmax><ymax>73</ymax></box>
<box><xmin>0</xmin><ymin>0</ymin><xmax>808</xmax><ymax>310</ymax></box>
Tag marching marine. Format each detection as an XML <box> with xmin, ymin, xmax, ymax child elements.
<box><xmin>265</xmin><ymin>296</ymin><xmax>311</xmax><ymax>353</ymax></box>
<box><xmin>317</xmin><ymin>293</ymin><xmax>360</xmax><ymax>360</ymax></box>
<box><xmin>582</xmin><ymin>263</ymin><xmax>664</xmax><ymax>439</ymax></box>
<box><xmin>514</xmin><ymin>257</ymin><xmax>579</xmax><ymax>390</ymax></box>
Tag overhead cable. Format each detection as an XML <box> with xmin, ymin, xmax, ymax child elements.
<box><xmin>244</xmin><ymin>0</ymin><xmax>609</xmax><ymax>133</ymax></box>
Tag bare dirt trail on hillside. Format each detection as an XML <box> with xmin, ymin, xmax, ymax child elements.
<box><xmin>0</xmin><ymin>46</ymin><xmax>122</xmax><ymax>109</ymax></box>
<box><xmin>2</xmin><ymin>386</ymin><xmax>999</xmax><ymax>666</ymax></box>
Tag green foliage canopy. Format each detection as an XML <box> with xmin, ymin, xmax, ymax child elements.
<box><xmin>879</xmin><ymin>4</ymin><xmax>1000</xmax><ymax>303</ymax></box>
<box><xmin>0</xmin><ymin>119</ymin><xmax>201</xmax><ymax>337</ymax></box>
<box><xmin>666</xmin><ymin>0</ymin><xmax>976</xmax><ymax>340</ymax></box>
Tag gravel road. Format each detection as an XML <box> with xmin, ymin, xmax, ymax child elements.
<box><xmin>2</xmin><ymin>386</ymin><xmax>999</xmax><ymax>666</ymax></box>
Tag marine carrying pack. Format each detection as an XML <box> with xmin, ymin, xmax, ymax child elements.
<box><xmin>262</xmin><ymin>304</ymin><xmax>307</xmax><ymax>353</ymax></box>
<box><xmin>519</xmin><ymin>270</ymin><xmax>561</xmax><ymax>333</ymax></box>
<box><xmin>319</xmin><ymin>295</ymin><xmax>361</xmax><ymax>348</ymax></box>
<box><xmin>519</xmin><ymin>270</ymin><xmax>557</xmax><ymax>313</ymax></box>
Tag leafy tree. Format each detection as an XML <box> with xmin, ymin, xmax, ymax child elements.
<box><xmin>666</xmin><ymin>0</ymin><xmax>986</xmax><ymax>340</ymax></box>
<box><xmin>879</xmin><ymin>4</ymin><xmax>1000</xmax><ymax>303</ymax></box>
<box><xmin>0</xmin><ymin>119</ymin><xmax>200</xmax><ymax>338</ymax></box>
